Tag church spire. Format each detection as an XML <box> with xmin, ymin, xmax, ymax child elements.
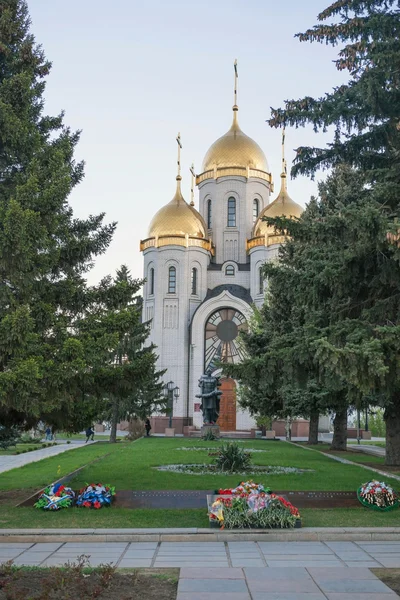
<box><xmin>190</xmin><ymin>163</ymin><xmax>195</xmax><ymax>206</ymax></box>
<box><xmin>232</xmin><ymin>59</ymin><xmax>239</xmax><ymax>127</ymax></box>
<box><xmin>280</xmin><ymin>127</ymin><xmax>287</xmax><ymax>192</ymax></box>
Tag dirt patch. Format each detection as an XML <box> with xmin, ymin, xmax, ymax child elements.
<box><xmin>0</xmin><ymin>489</ymin><xmax>37</xmax><ymax>507</ymax></box>
<box><xmin>0</xmin><ymin>563</ymin><xmax>178</xmax><ymax>600</ymax></box>
<box><xmin>372</xmin><ymin>568</ymin><xmax>400</xmax><ymax>596</ymax></box>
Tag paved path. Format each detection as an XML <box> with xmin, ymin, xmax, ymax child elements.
<box><xmin>349</xmin><ymin>444</ymin><xmax>386</xmax><ymax>457</ymax></box>
<box><xmin>0</xmin><ymin>441</ymin><xmax>93</xmax><ymax>474</ymax></box>
<box><xmin>0</xmin><ymin>540</ymin><xmax>398</xmax><ymax>598</ymax></box>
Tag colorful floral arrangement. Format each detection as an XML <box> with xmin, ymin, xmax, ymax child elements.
<box><xmin>76</xmin><ymin>483</ymin><xmax>116</xmax><ymax>509</ymax></box>
<box><xmin>209</xmin><ymin>480</ymin><xmax>300</xmax><ymax>529</ymax></box>
<box><xmin>357</xmin><ymin>480</ymin><xmax>399</xmax><ymax>511</ymax></box>
<box><xmin>34</xmin><ymin>483</ymin><xmax>75</xmax><ymax>510</ymax></box>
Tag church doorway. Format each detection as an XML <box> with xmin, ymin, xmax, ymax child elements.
<box><xmin>218</xmin><ymin>378</ymin><xmax>236</xmax><ymax>431</ymax></box>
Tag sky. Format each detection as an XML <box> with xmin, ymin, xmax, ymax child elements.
<box><xmin>29</xmin><ymin>0</ymin><xmax>346</xmax><ymax>284</ymax></box>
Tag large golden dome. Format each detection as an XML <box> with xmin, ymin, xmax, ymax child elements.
<box><xmin>147</xmin><ymin>176</ymin><xmax>207</xmax><ymax>239</ymax></box>
<box><xmin>201</xmin><ymin>106</ymin><xmax>269</xmax><ymax>175</ymax></box>
<box><xmin>252</xmin><ymin>172</ymin><xmax>303</xmax><ymax>238</ymax></box>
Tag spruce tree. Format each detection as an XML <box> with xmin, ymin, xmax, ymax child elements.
<box><xmin>268</xmin><ymin>0</ymin><xmax>400</xmax><ymax>465</ymax></box>
<box><xmin>77</xmin><ymin>266</ymin><xmax>166</xmax><ymax>444</ymax></box>
<box><xmin>0</xmin><ymin>1</ymin><xmax>115</xmax><ymax>426</ymax></box>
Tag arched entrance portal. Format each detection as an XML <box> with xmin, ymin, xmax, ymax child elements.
<box><xmin>218</xmin><ymin>378</ymin><xmax>236</xmax><ymax>431</ymax></box>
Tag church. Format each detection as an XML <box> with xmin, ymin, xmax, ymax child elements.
<box><xmin>140</xmin><ymin>69</ymin><xmax>303</xmax><ymax>434</ymax></box>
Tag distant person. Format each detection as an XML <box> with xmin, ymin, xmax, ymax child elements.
<box><xmin>45</xmin><ymin>426</ymin><xmax>52</xmax><ymax>441</ymax></box>
<box><xmin>145</xmin><ymin>418</ymin><xmax>151</xmax><ymax>437</ymax></box>
<box><xmin>85</xmin><ymin>426</ymin><xmax>94</xmax><ymax>443</ymax></box>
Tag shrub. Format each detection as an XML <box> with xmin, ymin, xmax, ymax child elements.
<box><xmin>214</xmin><ymin>442</ymin><xmax>252</xmax><ymax>472</ymax></box>
<box><xmin>0</xmin><ymin>427</ymin><xmax>20</xmax><ymax>450</ymax></box>
<box><xmin>202</xmin><ymin>428</ymin><xmax>218</xmax><ymax>441</ymax></box>
<box><xmin>67</xmin><ymin>440</ymin><xmax>71</xmax><ymax>444</ymax></box>
<box><xmin>19</xmin><ymin>433</ymin><xmax>42</xmax><ymax>444</ymax></box>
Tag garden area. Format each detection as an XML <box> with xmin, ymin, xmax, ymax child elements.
<box><xmin>0</xmin><ymin>438</ymin><xmax>399</xmax><ymax>529</ymax></box>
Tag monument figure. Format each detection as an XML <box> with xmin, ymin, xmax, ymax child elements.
<box><xmin>196</xmin><ymin>359</ymin><xmax>222</xmax><ymax>425</ymax></box>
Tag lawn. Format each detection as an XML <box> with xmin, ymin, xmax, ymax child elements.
<box><xmin>301</xmin><ymin>443</ymin><xmax>388</xmax><ymax>467</ymax></box>
<box><xmin>0</xmin><ymin>444</ymin><xmax>43</xmax><ymax>456</ymax></box>
<box><xmin>0</xmin><ymin>438</ymin><xmax>399</xmax><ymax>529</ymax></box>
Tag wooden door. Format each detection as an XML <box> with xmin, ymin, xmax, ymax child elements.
<box><xmin>218</xmin><ymin>378</ymin><xmax>236</xmax><ymax>431</ymax></box>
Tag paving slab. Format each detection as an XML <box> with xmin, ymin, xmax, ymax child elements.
<box><xmin>308</xmin><ymin>567</ymin><xmax>378</xmax><ymax>579</ymax></box>
<box><xmin>178</xmin><ymin>578</ymin><xmax>248</xmax><ymax>593</ymax></box>
<box><xmin>251</xmin><ymin>594</ymin><xmax>325</xmax><ymax>600</ymax></box>
<box><xmin>316</xmin><ymin>578</ymin><xmax>393</xmax><ymax>594</ymax></box>
<box><xmin>177</xmin><ymin>594</ymin><xmax>251</xmax><ymax>600</ymax></box>
<box><xmin>247</xmin><ymin>579</ymin><xmax>322</xmax><ymax>593</ymax></box>
<box><xmin>118</xmin><ymin>559</ymin><xmax>153</xmax><ymax>567</ymax></box>
<box><xmin>245</xmin><ymin>567</ymin><xmax>312</xmax><ymax>580</ymax></box>
<box><xmin>180</xmin><ymin>567</ymin><xmax>244</xmax><ymax>579</ymax></box>
<box><xmin>324</xmin><ymin>595</ymin><xmax>397</xmax><ymax>600</ymax></box>
<box><xmin>231</xmin><ymin>558</ymin><xmax>265</xmax><ymax>567</ymax></box>
<box><xmin>266</xmin><ymin>560</ymin><xmax>343</xmax><ymax>568</ymax></box>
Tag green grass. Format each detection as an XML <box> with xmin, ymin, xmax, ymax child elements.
<box><xmin>1</xmin><ymin>438</ymin><xmax>399</xmax><ymax>529</ymax></box>
<box><xmin>301</xmin><ymin>443</ymin><xmax>387</xmax><ymax>466</ymax></box>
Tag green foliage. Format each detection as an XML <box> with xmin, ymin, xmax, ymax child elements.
<box><xmin>0</xmin><ymin>426</ymin><xmax>20</xmax><ymax>449</ymax></box>
<box><xmin>214</xmin><ymin>442</ymin><xmax>252</xmax><ymax>472</ymax></box>
<box><xmin>202</xmin><ymin>428</ymin><xmax>218</xmax><ymax>441</ymax></box>
<box><xmin>361</xmin><ymin>408</ymin><xmax>386</xmax><ymax>437</ymax></box>
<box><xmin>0</xmin><ymin>1</ymin><xmax>115</xmax><ymax>427</ymax></box>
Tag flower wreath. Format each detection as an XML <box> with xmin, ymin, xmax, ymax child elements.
<box><xmin>34</xmin><ymin>483</ymin><xmax>75</xmax><ymax>510</ymax></box>
<box><xmin>76</xmin><ymin>483</ymin><xmax>116</xmax><ymax>509</ymax></box>
<box><xmin>357</xmin><ymin>480</ymin><xmax>399</xmax><ymax>511</ymax></box>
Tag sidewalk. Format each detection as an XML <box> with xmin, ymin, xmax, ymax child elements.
<box><xmin>0</xmin><ymin>541</ymin><xmax>397</xmax><ymax>598</ymax></box>
<box><xmin>0</xmin><ymin>441</ymin><xmax>93</xmax><ymax>474</ymax></box>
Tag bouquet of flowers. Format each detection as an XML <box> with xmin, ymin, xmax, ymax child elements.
<box><xmin>76</xmin><ymin>483</ymin><xmax>116</xmax><ymax>509</ymax></box>
<box><xmin>357</xmin><ymin>480</ymin><xmax>399</xmax><ymax>511</ymax></box>
<box><xmin>34</xmin><ymin>483</ymin><xmax>75</xmax><ymax>510</ymax></box>
<box><xmin>216</xmin><ymin>480</ymin><xmax>271</xmax><ymax>496</ymax></box>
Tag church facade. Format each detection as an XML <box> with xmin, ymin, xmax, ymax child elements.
<box><xmin>140</xmin><ymin>93</ymin><xmax>303</xmax><ymax>433</ymax></box>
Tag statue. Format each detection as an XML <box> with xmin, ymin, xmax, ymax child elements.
<box><xmin>196</xmin><ymin>359</ymin><xmax>222</xmax><ymax>425</ymax></box>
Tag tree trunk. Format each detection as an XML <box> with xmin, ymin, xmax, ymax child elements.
<box><xmin>330</xmin><ymin>407</ymin><xmax>347</xmax><ymax>451</ymax></box>
<box><xmin>385</xmin><ymin>410</ymin><xmax>400</xmax><ymax>466</ymax></box>
<box><xmin>285</xmin><ymin>416</ymin><xmax>292</xmax><ymax>441</ymax></box>
<box><xmin>308</xmin><ymin>409</ymin><xmax>319</xmax><ymax>445</ymax></box>
<box><xmin>109</xmin><ymin>396</ymin><xmax>120</xmax><ymax>444</ymax></box>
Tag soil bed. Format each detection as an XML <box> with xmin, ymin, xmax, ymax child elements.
<box><xmin>372</xmin><ymin>568</ymin><xmax>400</xmax><ymax>596</ymax></box>
<box><xmin>0</xmin><ymin>566</ymin><xmax>178</xmax><ymax>600</ymax></box>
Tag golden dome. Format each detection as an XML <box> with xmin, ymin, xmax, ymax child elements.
<box><xmin>252</xmin><ymin>172</ymin><xmax>303</xmax><ymax>237</ymax></box>
<box><xmin>147</xmin><ymin>176</ymin><xmax>207</xmax><ymax>239</ymax></box>
<box><xmin>201</xmin><ymin>106</ymin><xmax>269</xmax><ymax>174</ymax></box>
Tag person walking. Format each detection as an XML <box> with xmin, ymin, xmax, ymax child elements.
<box><xmin>45</xmin><ymin>426</ymin><xmax>52</xmax><ymax>441</ymax></box>
<box><xmin>85</xmin><ymin>426</ymin><xmax>95</xmax><ymax>443</ymax></box>
<box><xmin>145</xmin><ymin>418</ymin><xmax>152</xmax><ymax>437</ymax></box>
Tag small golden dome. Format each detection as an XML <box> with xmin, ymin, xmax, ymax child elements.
<box><xmin>253</xmin><ymin>172</ymin><xmax>303</xmax><ymax>237</ymax></box>
<box><xmin>201</xmin><ymin>106</ymin><xmax>269</xmax><ymax>174</ymax></box>
<box><xmin>147</xmin><ymin>176</ymin><xmax>207</xmax><ymax>239</ymax></box>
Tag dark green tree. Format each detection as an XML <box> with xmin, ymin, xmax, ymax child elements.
<box><xmin>77</xmin><ymin>266</ymin><xmax>166</xmax><ymax>443</ymax></box>
<box><xmin>0</xmin><ymin>0</ymin><xmax>115</xmax><ymax>427</ymax></box>
<box><xmin>268</xmin><ymin>0</ymin><xmax>400</xmax><ymax>465</ymax></box>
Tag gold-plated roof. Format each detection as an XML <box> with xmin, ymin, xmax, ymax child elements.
<box><xmin>147</xmin><ymin>176</ymin><xmax>207</xmax><ymax>239</ymax></box>
<box><xmin>252</xmin><ymin>171</ymin><xmax>303</xmax><ymax>238</ymax></box>
<box><xmin>201</xmin><ymin>106</ymin><xmax>269</xmax><ymax>175</ymax></box>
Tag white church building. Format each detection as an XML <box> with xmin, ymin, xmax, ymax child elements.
<box><xmin>140</xmin><ymin>82</ymin><xmax>303</xmax><ymax>434</ymax></box>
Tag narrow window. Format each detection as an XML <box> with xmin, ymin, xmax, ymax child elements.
<box><xmin>253</xmin><ymin>199</ymin><xmax>259</xmax><ymax>223</ymax></box>
<box><xmin>168</xmin><ymin>266</ymin><xmax>176</xmax><ymax>293</ymax></box>
<box><xmin>227</xmin><ymin>197</ymin><xmax>236</xmax><ymax>227</ymax></box>
<box><xmin>225</xmin><ymin>265</ymin><xmax>235</xmax><ymax>276</ymax></box>
<box><xmin>150</xmin><ymin>268</ymin><xmax>154</xmax><ymax>295</ymax></box>
<box><xmin>207</xmin><ymin>199</ymin><xmax>212</xmax><ymax>229</ymax></box>
<box><xmin>259</xmin><ymin>267</ymin><xmax>263</xmax><ymax>294</ymax></box>
<box><xmin>191</xmin><ymin>267</ymin><xmax>197</xmax><ymax>295</ymax></box>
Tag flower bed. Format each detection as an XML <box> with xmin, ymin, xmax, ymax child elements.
<box><xmin>76</xmin><ymin>483</ymin><xmax>116</xmax><ymax>509</ymax></box>
<box><xmin>208</xmin><ymin>480</ymin><xmax>301</xmax><ymax>529</ymax></box>
<box><xmin>155</xmin><ymin>464</ymin><xmax>311</xmax><ymax>476</ymax></box>
<box><xmin>34</xmin><ymin>483</ymin><xmax>75</xmax><ymax>510</ymax></box>
<box><xmin>357</xmin><ymin>480</ymin><xmax>399</xmax><ymax>511</ymax></box>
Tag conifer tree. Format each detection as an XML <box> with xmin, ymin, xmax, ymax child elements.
<box><xmin>268</xmin><ymin>0</ymin><xmax>400</xmax><ymax>464</ymax></box>
<box><xmin>0</xmin><ymin>1</ymin><xmax>115</xmax><ymax>426</ymax></box>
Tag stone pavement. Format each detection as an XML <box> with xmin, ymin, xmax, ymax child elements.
<box><xmin>0</xmin><ymin>441</ymin><xmax>93</xmax><ymax>474</ymax></box>
<box><xmin>0</xmin><ymin>540</ymin><xmax>399</xmax><ymax>598</ymax></box>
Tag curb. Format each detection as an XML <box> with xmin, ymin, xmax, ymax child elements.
<box><xmin>1</xmin><ymin>527</ymin><xmax>400</xmax><ymax>543</ymax></box>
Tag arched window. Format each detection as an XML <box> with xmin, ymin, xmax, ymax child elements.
<box><xmin>149</xmin><ymin>268</ymin><xmax>154</xmax><ymax>295</ymax></box>
<box><xmin>227</xmin><ymin>197</ymin><xmax>236</xmax><ymax>227</ymax></box>
<box><xmin>259</xmin><ymin>266</ymin><xmax>263</xmax><ymax>294</ymax></box>
<box><xmin>168</xmin><ymin>266</ymin><xmax>176</xmax><ymax>294</ymax></box>
<box><xmin>191</xmin><ymin>267</ymin><xmax>197</xmax><ymax>295</ymax></box>
<box><xmin>225</xmin><ymin>265</ymin><xmax>235</xmax><ymax>276</ymax></box>
<box><xmin>207</xmin><ymin>199</ymin><xmax>212</xmax><ymax>229</ymax></box>
<box><xmin>253</xmin><ymin>199</ymin><xmax>259</xmax><ymax>223</ymax></box>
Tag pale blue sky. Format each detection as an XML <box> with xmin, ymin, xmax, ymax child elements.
<box><xmin>29</xmin><ymin>0</ymin><xmax>345</xmax><ymax>282</ymax></box>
